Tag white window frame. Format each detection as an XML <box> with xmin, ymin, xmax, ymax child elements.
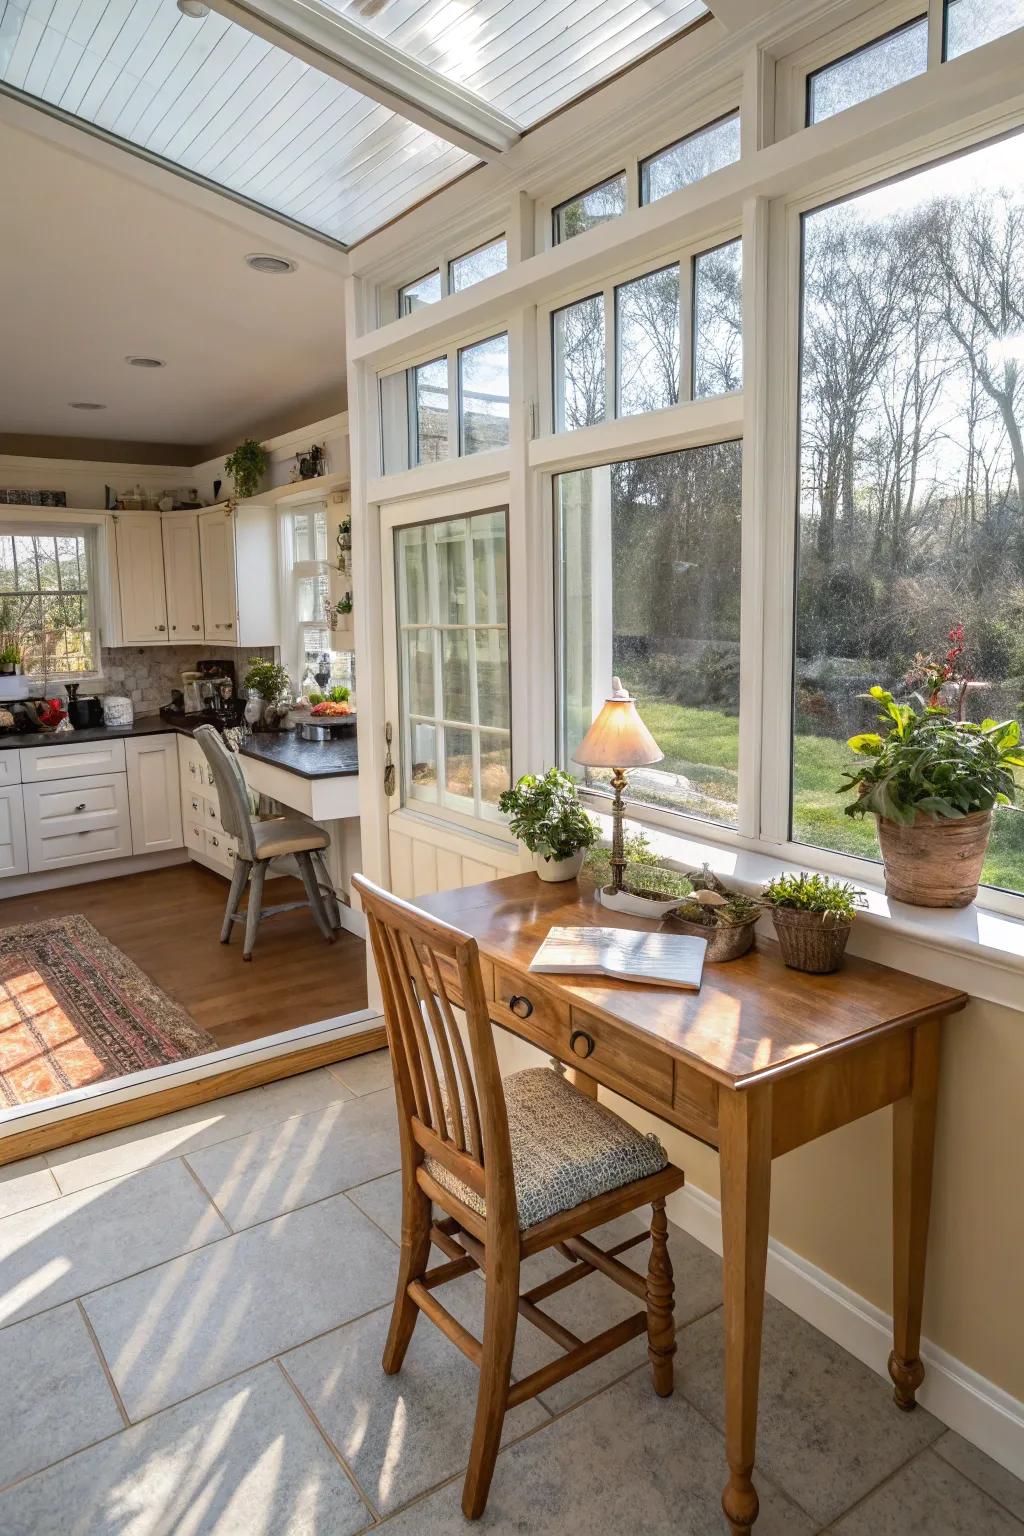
<box><xmin>388</xmin><ymin>229</ymin><xmax>508</xmax><ymax>323</ymax></box>
<box><xmin>0</xmin><ymin>514</ymin><xmax>106</xmax><ymax>684</ymax></box>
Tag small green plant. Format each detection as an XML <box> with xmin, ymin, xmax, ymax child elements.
<box><xmin>587</xmin><ymin>830</ymin><xmax>693</xmax><ymax>901</ymax></box>
<box><xmin>338</xmin><ymin>591</ymin><xmax>353</xmax><ymax>615</ymax></box>
<box><xmin>307</xmin><ymin>689</ymin><xmax>323</xmax><ymax>705</ymax></box>
<box><xmin>224</xmin><ymin>438</ymin><xmax>269</xmax><ymax>500</ymax></box>
<box><xmin>674</xmin><ymin>868</ymin><xmax>762</xmax><ymax>928</ymax></box>
<box><xmin>243</xmin><ymin>657</ymin><xmax>289</xmax><ymax>702</ymax></box>
<box><xmin>0</xmin><ymin>642</ymin><xmax>21</xmax><ymax>666</ymax></box>
<box><xmin>327</xmin><ymin>685</ymin><xmax>350</xmax><ymax>703</ymax></box>
<box><xmin>498</xmin><ymin>768</ymin><xmax>598</xmax><ymax>861</ymax></box>
<box><xmin>762</xmin><ymin>871</ymin><xmax>865</xmax><ymax>922</ymax></box>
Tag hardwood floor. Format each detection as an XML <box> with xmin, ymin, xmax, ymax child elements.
<box><xmin>0</xmin><ymin>861</ymin><xmax>369</xmax><ymax>1050</ymax></box>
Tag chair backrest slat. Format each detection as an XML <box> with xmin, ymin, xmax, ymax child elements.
<box><xmin>430</xmin><ymin>952</ymin><xmax>483</xmax><ymax>1162</ymax></box>
<box><xmin>406</xmin><ymin>936</ymin><xmax>467</xmax><ymax>1151</ymax></box>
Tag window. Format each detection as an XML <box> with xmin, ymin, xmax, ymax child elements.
<box><xmin>616</xmin><ymin>265</ymin><xmax>680</xmax><ymax>416</ymax></box>
<box><xmin>640</xmin><ymin>112</ymin><xmax>740</xmax><ymax>206</ymax></box>
<box><xmin>553</xmin><ymin>175</ymin><xmax>628</xmax><ymax>244</ymax></box>
<box><xmin>0</xmin><ymin>529</ymin><xmax>97</xmax><ymax>677</ymax></box>
<box><xmin>285</xmin><ymin>504</ymin><xmax>354</xmax><ymax>693</ymax></box>
<box><xmin>945</xmin><ymin>0</ymin><xmax>1024</xmax><ymax>57</ymax></box>
<box><xmin>459</xmin><ymin>334</ymin><xmax>510</xmax><ymax>454</ymax></box>
<box><xmin>795</xmin><ymin>131</ymin><xmax>1024</xmax><ymax>895</ymax></box>
<box><xmin>553</xmin><ymin>295</ymin><xmax>606</xmax><ymax>431</ymax></box>
<box><xmin>557</xmin><ymin>442</ymin><xmax>743</xmax><ymax>828</ymax></box>
<box><xmin>396</xmin><ymin>510</ymin><xmax>511</xmax><ymax>822</ymax></box>
<box><xmin>400</xmin><ymin>271</ymin><xmax>442</xmax><ymax>316</ymax></box>
<box><xmin>450</xmin><ymin>238</ymin><xmax>508</xmax><ymax>293</ymax></box>
<box><xmin>807</xmin><ymin>17</ymin><xmax>928</xmax><ymax>125</ymax></box>
<box><xmin>693</xmin><ymin>239</ymin><xmax>743</xmax><ymax>399</ymax></box>
<box><xmin>414</xmin><ymin>359</ymin><xmax>450</xmax><ymax>465</ymax></box>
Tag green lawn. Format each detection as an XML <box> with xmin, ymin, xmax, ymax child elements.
<box><xmin>633</xmin><ymin>699</ymin><xmax>1024</xmax><ymax>896</ymax></box>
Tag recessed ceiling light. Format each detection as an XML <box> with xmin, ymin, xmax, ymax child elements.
<box><xmin>69</xmin><ymin>401</ymin><xmax>106</xmax><ymax>410</ymax></box>
<box><xmin>176</xmin><ymin>0</ymin><xmax>210</xmax><ymax>17</ymax></box>
<box><xmin>125</xmin><ymin>355</ymin><xmax>166</xmax><ymax>368</ymax></box>
<box><xmin>245</xmin><ymin>253</ymin><xmax>297</xmax><ymax>275</ymax></box>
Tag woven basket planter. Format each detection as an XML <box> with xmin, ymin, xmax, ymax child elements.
<box><xmin>668</xmin><ymin>913</ymin><xmax>758</xmax><ymax>962</ymax></box>
<box><xmin>876</xmin><ymin>809</ymin><xmax>992</xmax><ymax>908</ymax></box>
<box><xmin>770</xmin><ymin>908</ymin><xmax>852</xmax><ymax>974</ymax></box>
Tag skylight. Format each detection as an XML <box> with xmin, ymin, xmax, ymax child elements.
<box><xmin>0</xmin><ymin>0</ymin><xmax>709</xmax><ymax>244</ymax></box>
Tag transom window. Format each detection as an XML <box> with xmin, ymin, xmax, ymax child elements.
<box><xmin>380</xmin><ymin>335</ymin><xmax>509</xmax><ymax>472</ymax></box>
<box><xmin>807</xmin><ymin>17</ymin><xmax>928</xmax><ymax>125</ymax></box>
<box><xmin>640</xmin><ymin>112</ymin><xmax>741</xmax><ymax>205</ymax></box>
<box><xmin>450</xmin><ymin>238</ymin><xmax>508</xmax><ymax>293</ymax></box>
<box><xmin>0</xmin><ymin>529</ymin><xmax>97</xmax><ymax>677</ymax></box>
<box><xmin>400</xmin><ymin>272</ymin><xmax>442</xmax><ymax>316</ymax></box>
<box><xmin>944</xmin><ymin>0</ymin><xmax>1024</xmax><ymax>57</ymax></box>
<box><xmin>553</xmin><ymin>175</ymin><xmax>628</xmax><ymax>244</ymax></box>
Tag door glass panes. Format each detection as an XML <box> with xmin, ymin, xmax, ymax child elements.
<box><xmin>450</xmin><ymin>239</ymin><xmax>508</xmax><ymax>293</ymax></box>
<box><xmin>557</xmin><ymin>443</ymin><xmax>743</xmax><ymax>828</ymax></box>
<box><xmin>395</xmin><ymin>508</ymin><xmax>511</xmax><ymax>821</ymax></box>
<box><xmin>807</xmin><ymin>18</ymin><xmax>928</xmax><ymax>124</ymax></box>
<box><xmin>693</xmin><ymin>240</ymin><xmax>743</xmax><ymax>399</ymax></box>
<box><xmin>414</xmin><ymin>358</ymin><xmax>449</xmax><ymax>464</ymax></box>
<box><xmin>400</xmin><ymin>272</ymin><xmax>442</xmax><ymax>315</ymax></box>
<box><xmin>459</xmin><ymin>335</ymin><xmax>510</xmax><ymax>454</ymax></box>
<box><xmin>616</xmin><ymin>266</ymin><xmax>681</xmax><ymax>416</ymax></box>
<box><xmin>795</xmin><ymin>130</ymin><xmax>1024</xmax><ymax>895</ymax></box>
<box><xmin>945</xmin><ymin>0</ymin><xmax>1024</xmax><ymax>56</ymax></box>
<box><xmin>553</xmin><ymin>175</ymin><xmax>628</xmax><ymax>244</ymax></box>
<box><xmin>640</xmin><ymin>113</ymin><xmax>741</xmax><ymax>206</ymax></box>
<box><xmin>554</xmin><ymin>295</ymin><xmax>606</xmax><ymax>431</ymax></box>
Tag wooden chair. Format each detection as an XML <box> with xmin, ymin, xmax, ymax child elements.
<box><xmin>353</xmin><ymin>873</ymin><xmax>686</xmax><ymax>1519</ymax></box>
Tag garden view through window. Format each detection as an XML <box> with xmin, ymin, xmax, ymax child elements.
<box><xmin>558</xmin><ymin>442</ymin><xmax>742</xmax><ymax>828</ymax></box>
<box><xmin>0</xmin><ymin>532</ymin><xmax>95</xmax><ymax>676</ymax></box>
<box><xmin>795</xmin><ymin>131</ymin><xmax>1024</xmax><ymax>894</ymax></box>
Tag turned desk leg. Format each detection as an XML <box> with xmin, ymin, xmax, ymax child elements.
<box><xmin>889</xmin><ymin>1017</ymin><xmax>942</xmax><ymax>1411</ymax></box>
<box><xmin>719</xmin><ymin>1087</ymin><xmax>772</xmax><ymax>1536</ymax></box>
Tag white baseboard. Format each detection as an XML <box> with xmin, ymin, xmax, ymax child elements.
<box><xmin>666</xmin><ymin>1183</ymin><xmax>1024</xmax><ymax>1485</ymax></box>
<box><xmin>1</xmin><ymin>848</ymin><xmax>188</xmax><ymax>897</ymax></box>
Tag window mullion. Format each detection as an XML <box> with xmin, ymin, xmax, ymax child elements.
<box><xmin>603</xmin><ymin>282</ymin><xmax>614</xmax><ymax>422</ymax></box>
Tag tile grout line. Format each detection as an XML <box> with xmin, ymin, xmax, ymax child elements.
<box><xmin>932</xmin><ymin>1435</ymin><xmax>1024</xmax><ymax>1530</ymax></box>
<box><xmin>275</xmin><ymin>1356</ymin><xmax>382</xmax><ymax>1527</ymax></box>
<box><xmin>0</xmin><ymin>1423</ymin><xmax>127</xmax><ymax>1499</ymax></box>
<box><xmin>75</xmin><ymin>1297</ymin><xmax>131</xmax><ymax>1429</ymax></box>
<box><xmin>179</xmin><ymin>1151</ymin><xmax>236</xmax><ymax>1234</ymax></box>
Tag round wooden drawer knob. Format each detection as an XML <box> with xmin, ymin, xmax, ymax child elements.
<box><xmin>570</xmin><ymin>1029</ymin><xmax>595</xmax><ymax>1059</ymax></box>
<box><xmin>508</xmin><ymin>994</ymin><xmax>533</xmax><ymax>1019</ymax></box>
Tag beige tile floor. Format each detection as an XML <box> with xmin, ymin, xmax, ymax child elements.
<box><xmin>0</xmin><ymin>1051</ymin><xmax>1020</xmax><ymax>1536</ymax></box>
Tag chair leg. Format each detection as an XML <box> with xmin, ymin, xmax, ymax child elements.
<box><xmin>311</xmin><ymin>848</ymin><xmax>343</xmax><ymax>929</ymax></box>
<box><xmin>243</xmin><ymin>860</ymin><xmax>266</xmax><ymax>961</ymax></box>
<box><xmin>646</xmin><ymin>1198</ymin><xmax>676</xmax><ymax>1398</ymax></box>
<box><xmin>382</xmin><ymin>1178</ymin><xmax>432</xmax><ymax>1375</ymax></box>
<box><xmin>297</xmin><ymin>851</ymin><xmax>336</xmax><ymax>943</ymax></box>
<box><xmin>462</xmin><ymin>1242</ymin><xmax>520</xmax><ymax>1519</ymax></box>
<box><xmin>221</xmin><ymin>857</ymin><xmax>249</xmax><ymax>943</ymax></box>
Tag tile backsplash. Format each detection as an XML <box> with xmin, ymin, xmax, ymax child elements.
<box><xmin>96</xmin><ymin>645</ymin><xmax>274</xmax><ymax>715</ymax></box>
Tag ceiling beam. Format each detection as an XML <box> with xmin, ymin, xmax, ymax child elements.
<box><xmin>209</xmin><ymin>0</ymin><xmax>521</xmax><ymax>160</ymax></box>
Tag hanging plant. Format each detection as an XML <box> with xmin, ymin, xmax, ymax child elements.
<box><xmin>224</xmin><ymin>439</ymin><xmax>269</xmax><ymax>500</ymax></box>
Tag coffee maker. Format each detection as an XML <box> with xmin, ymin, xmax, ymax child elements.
<box><xmin>162</xmin><ymin>659</ymin><xmax>240</xmax><ymax>726</ymax></box>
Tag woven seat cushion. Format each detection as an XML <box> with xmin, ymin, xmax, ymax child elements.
<box><xmin>251</xmin><ymin>817</ymin><xmax>330</xmax><ymax>859</ymax></box>
<box><xmin>425</xmin><ymin>1066</ymin><xmax>668</xmax><ymax>1231</ymax></box>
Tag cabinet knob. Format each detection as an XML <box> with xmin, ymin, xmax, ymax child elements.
<box><xmin>569</xmin><ymin>1029</ymin><xmax>595</xmax><ymax>1060</ymax></box>
<box><xmin>171</xmin><ymin>625</ymin><xmax>177</xmax><ymax>631</ymax></box>
<box><xmin>192</xmin><ymin>624</ymin><xmax>200</xmax><ymax>631</ymax></box>
<box><xmin>508</xmin><ymin>994</ymin><xmax>533</xmax><ymax>1019</ymax></box>
<box><xmin>157</xmin><ymin>624</ymin><xmax>166</xmax><ymax>632</ymax></box>
<box><xmin>74</xmin><ymin>802</ymin><xmax>86</xmax><ymax>813</ymax></box>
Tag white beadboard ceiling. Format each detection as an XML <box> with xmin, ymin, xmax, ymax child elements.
<box><xmin>0</xmin><ymin>0</ymin><xmax>708</xmax><ymax>243</ymax></box>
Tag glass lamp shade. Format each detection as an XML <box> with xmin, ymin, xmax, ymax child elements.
<box><xmin>572</xmin><ymin>678</ymin><xmax>663</xmax><ymax>768</ymax></box>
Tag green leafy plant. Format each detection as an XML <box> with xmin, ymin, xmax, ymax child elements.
<box><xmin>307</xmin><ymin>689</ymin><xmax>324</xmax><ymax>705</ymax></box>
<box><xmin>673</xmin><ymin>867</ymin><xmax>762</xmax><ymax>928</ymax></box>
<box><xmin>224</xmin><ymin>439</ymin><xmax>269</xmax><ymax>500</ymax></box>
<box><xmin>762</xmin><ymin>871</ymin><xmax>865</xmax><ymax>922</ymax></box>
<box><xmin>0</xmin><ymin>641</ymin><xmax>21</xmax><ymax>666</ymax></box>
<box><xmin>327</xmin><ymin>685</ymin><xmax>350</xmax><ymax>703</ymax></box>
<box><xmin>498</xmin><ymin>768</ymin><xmax>598</xmax><ymax>861</ymax></box>
<box><xmin>586</xmin><ymin>830</ymin><xmax>693</xmax><ymax>901</ymax></box>
<box><xmin>243</xmin><ymin>657</ymin><xmax>289</xmax><ymax>702</ymax></box>
<box><xmin>839</xmin><ymin>686</ymin><xmax>1024</xmax><ymax>826</ymax></box>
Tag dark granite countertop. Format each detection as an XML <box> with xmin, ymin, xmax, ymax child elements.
<box><xmin>0</xmin><ymin>715</ymin><xmax>184</xmax><ymax>749</ymax></box>
<box><xmin>240</xmin><ymin>730</ymin><xmax>359</xmax><ymax>781</ymax></box>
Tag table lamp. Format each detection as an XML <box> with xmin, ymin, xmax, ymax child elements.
<box><xmin>573</xmin><ymin>677</ymin><xmax>663</xmax><ymax>909</ymax></box>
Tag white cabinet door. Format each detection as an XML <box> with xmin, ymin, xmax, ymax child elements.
<box><xmin>115</xmin><ymin>514</ymin><xmax>168</xmax><ymax>644</ymax></box>
<box><xmin>161</xmin><ymin>512</ymin><xmax>204</xmax><ymax>643</ymax></box>
<box><xmin>24</xmin><ymin>772</ymin><xmax>131</xmax><ymax>871</ymax></box>
<box><xmin>125</xmin><ymin>736</ymin><xmax>183</xmax><ymax>854</ymax></box>
<box><xmin>0</xmin><ymin>785</ymin><xmax>28</xmax><ymax>877</ymax></box>
<box><xmin>198</xmin><ymin>507</ymin><xmax>237</xmax><ymax>643</ymax></box>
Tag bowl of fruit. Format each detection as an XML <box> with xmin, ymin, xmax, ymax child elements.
<box><xmin>298</xmin><ymin>687</ymin><xmax>356</xmax><ymax>739</ymax></box>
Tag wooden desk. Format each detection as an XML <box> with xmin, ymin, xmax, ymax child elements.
<box><xmin>415</xmin><ymin>873</ymin><xmax>968</xmax><ymax>1535</ymax></box>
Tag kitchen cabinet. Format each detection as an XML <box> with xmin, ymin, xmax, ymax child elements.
<box><xmin>24</xmin><ymin>772</ymin><xmax>132</xmax><ymax>872</ymax></box>
<box><xmin>0</xmin><ymin>785</ymin><xmax>28</xmax><ymax>877</ymax></box>
<box><xmin>161</xmin><ymin>512</ymin><xmax>204</xmax><ymax>641</ymax></box>
<box><xmin>198</xmin><ymin>506</ymin><xmax>237</xmax><ymax>642</ymax></box>
<box><xmin>115</xmin><ymin>515</ymin><xmax>168</xmax><ymax>644</ymax></box>
<box><xmin>125</xmin><ymin>736</ymin><xmax>183</xmax><ymax>855</ymax></box>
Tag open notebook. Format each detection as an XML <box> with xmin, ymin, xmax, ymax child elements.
<box><xmin>529</xmin><ymin>926</ymin><xmax>706</xmax><ymax>991</ymax></box>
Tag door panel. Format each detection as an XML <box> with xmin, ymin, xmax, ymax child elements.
<box><xmin>198</xmin><ymin>508</ymin><xmax>237</xmax><ymax>642</ymax></box>
<box><xmin>161</xmin><ymin>512</ymin><xmax>204</xmax><ymax>641</ymax></box>
<box><xmin>115</xmin><ymin>515</ymin><xmax>167</xmax><ymax>644</ymax></box>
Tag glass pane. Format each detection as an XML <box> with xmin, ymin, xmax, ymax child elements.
<box><xmin>553</xmin><ymin>295</ymin><xmax>606</xmax><ymax>431</ymax></box>
<box><xmin>409</xmin><ymin>721</ymin><xmax>439</xmax><ymax>800</ymax></box>
<box><xmin>472</xmin><ymin>513</ymin><xmax>508</xmax><ymax>626</ymax></box>
<box><xmin>400</xmin><ymin>271</ymin><xmax>442</xmax><ymax>315</ymax></box>
<box><xmin>297</xmin><ymin>573</ymin><xmax>328</xmax><ymax>623</ymax></box>
<box><xmin>479</xmin><ymin>731</ymin><xmax>512</xmax><ymax>808</ymax></box>
<box><xmin>444</xmin><ymin>726</ymin><xmax>475</xmax><ymax>804</ymax></box>
<box><xmin>795</xmin><ymin>130</ymin><xmax>1024</xmax><ymax>895</ymax></box>
<box><xmin>450</xmin><ymin>238</ymin><xmax>508</xmax><ymax>293</ymax></box>
<box><xmin>557</xmin><ymin>443</ymin><xmax>742</xmax><ymax>829</ymax></box>
<box><xmin>945</xmin><ymin>0</ymin><xmax>1024</xmax><ymax>57</ymax></box>
<box><xmin>293</xmin><ymin>510</ymin><xmax>327</xmax><ymax>564</ymax></box>
<box><xmin>0</xmin><ymin>537</ymin><xmax>15</xmax><ymax>591</ymax></box>
<box><xmin>404</xmin><ymin>630</ymin><xmax>436</xmax><ymax>716</ymax></box>
<box><xmin>441</xmin><ymin>629</ymin><xmax>472</xmax><ymax>722</ymax></box>
<box><xmin>616</xmin><ymin>266</ymin><xmax>680</xmax><ymax>417</ymax></box>
<box><xmin>808</xmin><ymin>18</ymin><xmax>928</xmax><ymax>125</ymax></box>
<box><xmin>476</xmin><ymin>630</ymin><xmax>509</xmax><ymax>727</ymax></box>
<box><xmin>415</xmin><ymin>358</ymin><xmax>449</xmax><ymax>465</ymax></box>
<box><xmin>397</xmin><ymin>525</ymin><xmax>430</xmax><ymax>625</ymax></box>
<box><xmin>641</xmin><ymin>112</ymin><xmax>741</xmax><ymax>205</ymax></box>
<box><xmin>693</xmin><ymin>240</ymin><xmax>743</xmax><ymax>399</ymax></box>
<box><xmin>35</xmin><ymin>538</ymin><xmax>58</xmax><ymax>589</ymax></box>
<box><xmin>435</xmin><ymin>521</ymin><xmax>469</xmax><ymax>625</ymax></box>
<box><xmin>553</xmin><ymin>175</ymin><xmax>627</xmax><ymax>244</ymax></box>
<box><xmin>301</xmin><ymin>628</ymin><xmax>332</xmax><ymax>676</ymax></box>
<box><xmin>13</xmin><ymin>537</ymin><xmax>36</xmax><ymax>591</ymax></box>
<box><xmin>459</xmin><ymin>334</ymin><xmax>510</xmax><ymax>454</ymax></box>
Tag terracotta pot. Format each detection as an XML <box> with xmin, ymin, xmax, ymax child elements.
<box><xmin>770</xmin><ymin>908</ymin><xmax>852</xmax><ymax>974</ymax></box>
<box><xmin>534</xmin><ymin>848</ymin><xmax>585</xmax><ymax>883</ymax></box>
<box><xmin>876</xmin><ymin>809</ymin><xmax>992</xmax><ymax>908</ymax></box>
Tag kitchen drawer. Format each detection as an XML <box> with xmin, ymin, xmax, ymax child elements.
<box><xmin>20</xmin><ymin>738</ymin><xmax>126</xmax><ymax>784</ymax></box>
<box><xmin>204</xmin><ymin>828</ymin><xmax>234</xmax><ymax>866</ymax></box>
<box><xmin>184</xmin><ymin>790</ymin><xmax>206</xmax><ymax>822</ymax></box>
<box><xmin>24</xmin><ymin>771</ymin><xmax>130</xmax><ymax>871</ymax></box>
<box><xmin>0</xmin><ymin>754</ymin><xmax>20</xmax><ymax>787</ymax></box>
<box><xmin>492</xmin><ymin>965</ymin><xmax>570</xmax><ymax>1054</ymax></box>
<box><xmin>206</xmin><ymin>799</ymin><xmax>221</xmax><ymax>828</ymax></box>
<box><xmin>184</xmin><ymin>818</ymin><xmax>204</xmax><ymax>854</ymax></box>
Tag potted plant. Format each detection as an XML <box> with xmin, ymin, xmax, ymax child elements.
<box><xmin>499</xmin><ymin>767</ymin><xmax>598</xmax><ymax>881</ymax></box>
<box><xmin>243</xmin><ymin>657</ymin><xmax>290</xmax><ymax>728</ymax></box>
<box><xmin>762</xmin><ymin>871</ymin><xmax>865</xmax><ymax>974</ymax></box>
<box><xmin>667</xmin><ymin>864</ymin><xmax>763</xmax><ymax>962</ymax></box>
<box><xmin>0</xmin><ymin>642</ymin><xmax>21</xmax><ymax>676</ymax></box>
<box><xmin>838</xmin><ymin>681</ymin><xmax>1024</xmax><ymax>908</ymax></box>
<box><xmin>224</xmin><ymin>439</ymin><xmax>269</xmax><ymax>500</ymax></box>
<box><xmin>586</xmin><ymin>829</ymin><xmax>693</xmax><ymax>916</ymax></box>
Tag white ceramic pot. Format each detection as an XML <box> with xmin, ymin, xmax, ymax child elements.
<box><xmin>598</xmin><ymin>885</ymin><xmax>681</xmax><ymax>919</ymax></box>
<box><xmin>534</xmin><ymin>848</ymin><xmax>585</xmax><ymax>882</ymax></box>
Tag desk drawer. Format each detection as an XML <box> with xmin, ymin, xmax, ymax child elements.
<box><xmin>492</xmin><ymin>967</ymin><xmax>570</xmax><ymax>1053</ymax></box>
<box><xmin>428</xmin><ymin>953</ymin><xmax>493</xmax><ymax>1008</ymax></box>
<box><xmin>567</xmin><ymin>1008</ymin><xmax>674</xmax><ymax>1108</ymax></box>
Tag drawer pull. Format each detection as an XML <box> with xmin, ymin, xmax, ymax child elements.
<box><xmin>508</xmin><ymin>994</ymin><xmax>533</xmax><ymax>1019</ymax></box>
<box><xmin>74</xmin><ymin>803</ymin><xmax>86</xmax><ymax>813</ymax></box>
<box><xmin>570</xmin><ymin>1029</ymin><xmax>595</xmax><ymax>1060</ymax></box>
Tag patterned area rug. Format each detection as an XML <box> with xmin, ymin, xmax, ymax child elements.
<box><xmin>0</xmin><ymin>915</ymin><xmax>216</xmax><ymax>1108</ymax></box>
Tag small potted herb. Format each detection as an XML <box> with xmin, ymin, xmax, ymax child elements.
<box><xmin>224</xmin><ymin>438</ymin><xmax>269</xmax><ymax>500</ymax></box>
<box><xmin>243</xmin><ymin>657</ymin><xmax>290</xmax><ymax>728</ymax></box>
<box><xmin>762</xmin><ymin>872</ymin><xmax>865</xmax><ymax>974</ymax></box>
<box><xmin>499</xmin><ymin>768</ymin><xmax>598</xmax><ymax>881</ymax></box>
<box><xmin>0</xmin><ymin>642</ymin><xmax>21</xmax><ymax>676</ymax></box>
<box><xmin>668</xmin><ymin>865</ymin><xmax>763</xmax><ymax>961</ymax></box>
<box><xmin>586</xmin><ymin>830</ymin><xmax>693</xmax><ymax>917</ymax></box>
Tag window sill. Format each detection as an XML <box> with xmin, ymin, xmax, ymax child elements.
<box><xmin>587</xmin><ymin>809</ymin><xmax>1024</xmax><ymax>1013</ymax></box>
